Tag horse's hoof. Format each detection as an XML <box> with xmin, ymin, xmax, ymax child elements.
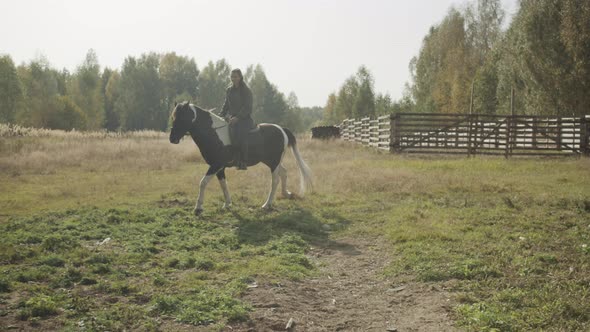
<box><xmin>194</xmin><ymin>208</ymin><xmax>204</xmax><ymax>216</ymax></box>
<box><xmin>222</xmin><ymin>203</ymin><xmax>232</xmax><ymax>210</ymax></box>
<box><xmin>282</xmin><ymin>191</ymin><xmax>293</xmax><ymax>199</ymax></box>
<box><xmin>261</xmin><ymin>204</ymin><xmax>272</xmax><ymax>210</ymax></box>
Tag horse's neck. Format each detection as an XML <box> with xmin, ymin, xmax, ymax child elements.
<box><xmin>189</xmin><ymin>123</ymin><xmax>228</xmax><ymax>164</ymax></box>
<box><xmin>189</xmin><ymin>127</ymin><xmax>214</xmax><ymax>149</ymax></box>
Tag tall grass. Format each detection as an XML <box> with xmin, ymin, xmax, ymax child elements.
<box><xmin>0</xmin><ymin>122</ymin><xmax>165</xmax><ymax>139</ymax></box>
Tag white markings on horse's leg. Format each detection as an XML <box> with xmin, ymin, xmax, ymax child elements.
<box><xmin>262</xmin><ymin>168</ymin><xmax>280</xmax><ymax>210</ymax></box>
<box><xmin>278</xmin><ymin>164</ymin><xmax>292</xmax><ymax>198</ymax></box>
<box><xmin>219</xmin><ymin>178</ymin><xmax>232</xmax><ymax>209</ymax></box>
<box><xmin>194</xmin><ymin>174</ymin><xmax>214</xmax><ymax>215</ymax></box>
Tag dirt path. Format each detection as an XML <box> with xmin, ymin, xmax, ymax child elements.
<box><xmin>231</xmin><ymin>238</ymin><xmax>457</xmax><ymax>332</ymax></box>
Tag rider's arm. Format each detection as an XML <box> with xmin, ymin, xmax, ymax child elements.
<box><xmin>220</xmin><ymin>88</ymin><xmax>230</xmax><ymax>118</ymax></box>
<box><xmin>238</xmin><ymin>87</ymin><xmax>253</xmax><ymax>119</ymax></box>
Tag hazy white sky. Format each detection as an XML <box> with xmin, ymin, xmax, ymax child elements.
<box><xmin>0</xmin><ymin>0</ymin><xmax>518</xmax><ymax>107</ymax></box>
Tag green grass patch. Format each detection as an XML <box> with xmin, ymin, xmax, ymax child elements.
<box><xmin>368</xmin><ymin>161</ymin><xmax>590</xmax><ymax>331</ymax></box>
<box><xmin>0</xmin><ymin>203</ymin><xmax>322</xmax><ymax>328</ymax></box>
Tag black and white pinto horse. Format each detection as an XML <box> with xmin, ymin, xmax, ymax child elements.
<box><xmin>169</xmin><ymin>102</ymin><xmax>312</xmax><ymax>215</ymax></box>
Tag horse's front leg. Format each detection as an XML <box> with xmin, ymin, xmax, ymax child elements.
<box><xmin>194</xmin><ymin>165</ymin><xmax>221</xmax><ymax>216</ymax></box>
<box><xmin>216</xmin><ymin>168</ymin><xmax>232</xmax><ymax>209</ymax></box>
<box><xmin>262</xmin><ymin>166</ymin><xmax>280</xmax><ymax>210</ymax></box>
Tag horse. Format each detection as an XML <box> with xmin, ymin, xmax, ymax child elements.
<box><xmin>169</xmin><ymin>101</ymin><xmax>313</xmax><ymax>216</ymax></box>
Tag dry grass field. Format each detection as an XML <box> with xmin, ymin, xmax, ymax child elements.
<box><xmin>0</xmin><ymin>125</ymin><xmax>589</xmax><ymax>331</ymax></box>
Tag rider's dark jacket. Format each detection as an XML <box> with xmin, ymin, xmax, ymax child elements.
<box><xmin>220</xmin><ymin>84</ymin><xmax>253</xmax><ymax>119</ymax></box>
<box><xmin>220</xmin><ymin>83</ymin><xmax>254</xmax><ymax>148</ymax></box>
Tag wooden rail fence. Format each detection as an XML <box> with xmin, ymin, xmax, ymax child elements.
<box><xmin>340</xmin><ymin>113</ymin><xmax>590</xmax><ymax>157</ymax></box>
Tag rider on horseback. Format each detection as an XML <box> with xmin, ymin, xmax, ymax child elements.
<box><xmin>220</xmin><ymin>68</ymin><xmax>254</xmax><ymax>170</ymax></box>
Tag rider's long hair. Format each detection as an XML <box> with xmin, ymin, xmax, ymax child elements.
<box><xmin>231</xmin><ymin>69</ymin><xmax>249</xmax><ymax>89</ymax></box>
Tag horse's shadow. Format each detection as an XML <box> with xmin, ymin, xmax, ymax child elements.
<box><xmin>228</xmin><ymin>206</ymin><xmax>361</xmax><ymax>255</ymax></box>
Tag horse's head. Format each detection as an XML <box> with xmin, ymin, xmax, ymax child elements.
<box><xmin>169</xmin><ymin>101</ymin><xmax>196</xmax><ymax>144</ymax></box>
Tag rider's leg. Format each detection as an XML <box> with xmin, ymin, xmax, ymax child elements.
<box><xmin>229</xmin><ymin>121</ymin><xmax>240</xmax><ymax>165</ymax></box>
<box><xmin>236</xmin><ymin>118</ymin><xmax>253</xmax><ymax>170</ymax></box>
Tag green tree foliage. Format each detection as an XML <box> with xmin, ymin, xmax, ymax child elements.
<box><xmin>101</xmin><ymin>68</ymin><xmax>121</xmax><ymax>131</ymax></box>
<box><xmin>246</xmin><ymin>64</ymin><xmax>288</xmax><ymax>125</ymax></box>
<box><xmin>375</xmin><ymin>93</ymin><xmax>393</xmax><ymax>116</ymax></box>
<box><xmin>495</xmin><ymin>0</ymin><xmax>590</xmax><ymax>115</ymax></box>
<box><xmin>465</xmin><ymin>0</ymin><xmax>505</xmax><ymax>66</ymax></box>
<box><xmin>197</xmin><ymin>59</ymin><xmax>231</xmax><ymax>110</ymax></box>
<box><xmin>408</xmin><ymin>0</ymin><xmax>504</xmax><ymax>114</ymax></box>
<box><xmin>298</xmin><ymin>106</ymin><xmax>324</xmax><ymax>131</ymax></box>
<box><xmin>473</xmin><ymin>55</ymin><xmax>500</xmax><ymax>114</ymax></box>
<box><xmin>4</xmin><ymin>53</ymin><xmax>313</xmax><ymax>132</ymax></box>
<box><xmin>68</xmin><ymin>49</ymin><xmax>104</xmax><ymax>129</ymax></box>
<box><xmin>160</xmin><ymin>52</ymin><xmax>199</xmax><ymax>107</ymax></box>
<box><xmin>407</xmin><ymin>0</ymin><xmax>588</xmax><ymax>116</ymax></box>
<box><xmin>322</xmin><ymin>93</ymin><xmax>338</xmax><ymax>124</ymax></box>
<box><xmin>15</xmin><ymin>57</ymin><xmax>64</xmax><ymax>128</ymax></box>
<box><xmin>353</xmin><ymin>66</ymin><xmax>376</xmax><ymax>118</ymax></box>
<box><xmin>334</xmin><ymin>76</ymin><xmax>358</xmax><ymax>121</ymax></box>
<box><xmin>45</xmin><ymin>96</ymin><xmax>88</xmax><ymax>130</ymax></box>
<box><xmin>0</xmin><ymin>55</ymin><xmax>22</xmax><ymax>123</ymax></box>
<box><xmin>282</xmin><ymin>92</ymin><xmax>304</xmax><ymax>133</ymax></box>
<box><xmin>411</xmin><ymin>8</ymin><xmax>472</xmax><ymax>114</ymax></box>
<box><xmin>390</xmin><ymin>93</ymin><xmax>415</xmax><ymax>114</ymax></box>
<box><xmin>14</xmin><ymin>57</ymin><xmax>87</xmax><ymax>130</ymax></box>
<box><xmin>323</xmin><ymin>66</ymin><xmax>380</xmax><ymax>123</ymax></box>
<box><xmin>115</xmin><ymin>53</ymin><xmax>166</xmax><ymax>130</ymax></box>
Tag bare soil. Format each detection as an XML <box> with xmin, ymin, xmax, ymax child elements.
<box><xmin>228</xmin><ymin>237</ymin><xmax>457</xmax><ymax>332</ymax></box>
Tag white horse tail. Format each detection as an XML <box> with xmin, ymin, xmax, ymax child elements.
<box><xmin>284</xmin><ymin>128</ymin><xmax>313</xmax><ymax>196</ymax></box>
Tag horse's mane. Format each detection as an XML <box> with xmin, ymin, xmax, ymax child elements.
<box><xmin>171</xmin><ymin>103</ymin><xmax>209</xmax><ymax>121</ymax></box>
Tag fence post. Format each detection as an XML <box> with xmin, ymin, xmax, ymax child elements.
<box><xmin>390</xmin><ymin>113</ymin><xmax>400</xmax><ymax>153</ymax></box>
<box><xmin>346</xmin><ymin>119</ymin><xmax>351</xmax><ymax>141</ymax></box>
<box><xmin>509</xmin><ymin>87</ymin><xmax>515</xmax><ymax>157</ymax></box>
<box><xmin>474</xmin><ymin>114</ymin><xmax>479</xmax><ymax>155</ymax></box>
<box><xmin>581</xmin><ymin>116</ymin><xmax>589</xmax><ymax>156</ymax></box>
<box><xmin>467</xmin><ymin>114</ymin><xmax>473</xmax><ymax>157</ymax></box>
<box><xmin>505</xmin><ymin>116</ymin><xmax>510</xmax><ymax>159</ymax></box>
<box><xmin>361</xmin><ymin>117</ymin><xmax>370</xmax><ymax>146</ymax></box>
<box><xmin>532</xmin><ymin>117</ymin><xmax>538</xmax><ymax>149</ymax></box>
<box><xmin>557</xmin><ymin>117</ymin><xmax>563</xmax><ymax>151</ymax></box>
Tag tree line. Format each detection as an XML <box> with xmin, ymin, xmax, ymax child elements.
<box><xmin>324</xmin><ymin>0</ymin><xmax>590</xmax><ymax>124</ymax></box>
<box><xmin>0</xmin><ymin>51</ymin><xmax>322</xmax><ymax>132</ymax></box>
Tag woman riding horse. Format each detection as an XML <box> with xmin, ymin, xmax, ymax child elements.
<box><xmin>220</xmin><ymin>68</ymin><xmax>253</xmax><ymax>170</ymax></box>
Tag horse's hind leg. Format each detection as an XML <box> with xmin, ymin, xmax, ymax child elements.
<box><xmin>278</xmin><ymin>164</ymin><xmax>292</xmax><ymax>198</ymax></box>
<box><xmin>262</xmin><ymin>166</ymin><xmax>280</xmax><ymax>210</ymax></box>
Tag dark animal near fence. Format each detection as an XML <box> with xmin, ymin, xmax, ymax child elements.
<box><xmin>341</xmin><ymin>113</ymin><xmax>590</xmax><ymax>157</ymax></box>
<box><xmin>311</xmin><ymin>126</ymin><xmax>340</xmax><ymax>139</ymax></box>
